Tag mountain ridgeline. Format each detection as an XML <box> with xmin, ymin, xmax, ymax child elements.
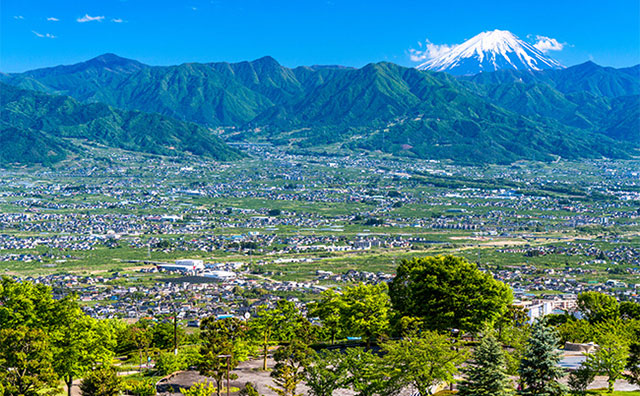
<box><xmin>0</xmin><ymin>82</ymin><xmax>243</xmax><ymax>165</ymax></box>
<box><xmin>1</xmin><ymin>53</ymin><xmax>638</xmax><ymax>165</ymax></box>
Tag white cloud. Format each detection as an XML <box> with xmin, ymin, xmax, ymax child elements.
<box><xmin>47</xmin><ymin>17</ymin><xmax>59</xmax><ymax>21</ymax></box>
<box><xmin>77</xmin><ymin>14</ymin><xmax>105</xmax><ymax>23</ymax></box>
<box><xmin>409</xmin><ymin>39</ymin><xmax>456</xmax><ymax>62</ymax></box>
<box><xmin>111</xmin><ymin>18</ymin><xmax>124</xmax><ymax>23</ymax></box>
<box><xmin>533</xmin><ymin>35</ymin><xmax>565</xmax><ymax>53</ymax></box>
<box><xmin>32</xmin><ymin>31</ymin><xmax>56</xmax><ymax>39</ymax></box>
<box><xmin>13</xmin><ymin>15</ymin><xmax>24</xmax><ymax>20</ymax></box>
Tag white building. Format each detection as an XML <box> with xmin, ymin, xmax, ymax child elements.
<box><xmin>202</xmin><ymin>270</ymin><xmax>236</xmax><ymax>281</ymax></box>
<box><xmin>158</xmin><ymin>259</ymin><xmax>205</xmax><ymax>272</ymax></box>
<box><xmin>526</xmin><ymin>302</ymin><xmax>554</xmax><ymax>324</ymax></box>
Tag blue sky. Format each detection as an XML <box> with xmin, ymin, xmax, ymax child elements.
<box><xmin>2</xmin><ymin>0</ymin><xmax>639</xmax><ymax>72</ymax></box>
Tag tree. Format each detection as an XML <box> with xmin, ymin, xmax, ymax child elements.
<box><xmin>625</xmin><ymin>342</ymin><xmax>640</xmax><ymax>385</ymax></box>
<box><xmin>518</xmin><ymin>320</ymin><xmax>567</xmax><ymax>396</ymax></box>
<box><xmin>53</xmin><ymin>307</ymin><xmax>116</xmax><ymax>396</ymax></box>
<box><xmin>495</xmin><ymin>305</ymin><xmax>531</xmax><ymax>375</ymax></box>
<box><xmin>308</xmin><ymin>289</ymin><xmax>343</xmax><ymax>344</ymax></box>
<box><xmin>577</xmin><ymin>292</ymin><xmax>619</xmax><ymax>324</ymax></box>
<box><xmin>338</xmin><ymin>283</ymin><xmax>390</xmax><ymax>348</ymax></box>
<box><xmin>0</xmin><ymin>278</ymin><xmax>118</xmax><ymax>396</ymax></box>
<box><xmin>556</xmin><ymin>318</ymin><xmax>594</xmax><ymax>344</ymax></box>
<box><xmin>0</xmin><ymin>277</ymin><xmax>60</xmax><ymax>330</ymax></box>
<box><xmin>567</xmin><ymin>366</ymin><xmax>596</xmax><ymax>396</ymax></box>
<box><xmin>343</xmin><ymin>348</ymin><xmax>398</xmax><ymax>396</ymax></box>
<box><xmin>79</xmin><ymin>366</ymin><xmax>123</xmax><ymax>396</ymax></box>
<box><xmin>250</xmin><ymin>300</ymin><xmax>308</xmax><ymax>370</ymax></box>
<box><xmin>620</xmin><ymin>301</ymin><xmax>640</xmax><ymax>321</ymax></box>
<box><xmin>304</xmin><ymin>349</ymin><xmax>348</xmax><ymax>396</ymax></box>
<box><xmin>389</xmin><ymin>256</ymin><xmax>512</xmax><ymax>333</ymax></box>
<box><xmin>131</xmin><ymin>324</ymin><xmax>153</xmax><ymax>371</ymax></box>
<box><xmin>152</xmin><ymin>320</ymin><xmax>185</xmax><ymax>351</ymax></box>
<box><xmin>268</xmin><ymin>341</ymin><xmax>312</xmax><ymax>396</ymax></box>
<box><xmin>199</xmin><ymin>317</ymin><xmax>249</xmax><ymax>396</ymax></box>
<box><xmin>382</xmin><ymin>330</ymin><xmax>467</xmax><ymax>396</ymax></box>
<box><xmin>458</xmin><ymin>330</ymin><xmax>513</xmax><ymax>396</ymax></box>
<box><xmin>0</xmin><ymin>327</ymin><xmax>58</xmax><ymax>396</ymax></box>
<box><xmin>584</xmin><ymin>330</ymin><xmax>629</xmax><ymax>393</ymax></box>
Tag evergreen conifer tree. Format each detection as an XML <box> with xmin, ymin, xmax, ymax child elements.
<box><xmin>458</xmin><ymin>330</ymin><xmax>513</xmax><ymax>396</ymax></box>
<box><xmin>517</xmin><ymin>320</ymin><xmax>567</xmax><ymax>396</ymax></box>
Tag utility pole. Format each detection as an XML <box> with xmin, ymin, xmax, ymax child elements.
<box><xmin>173</xmin><ymin>308</ymin><xmax>178</xmax><ymax>355</ymax></box>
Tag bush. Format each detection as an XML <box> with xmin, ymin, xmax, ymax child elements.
<box><xmin>238</xmin><ymin>382</ymin><xmax>260</xmax><ymax>396</ymax></box>
<box><xmin>568</xmin><ymin>366</ymin><xmax>596</xmax><ymax>396</ymax></box>
<box><xmin>180</xmin><ymin>381</ymin><xmax>217</xmax><ymax>396</ymax></box>
<box><xmin>154</xmin><ymin>352</ymin><xmax>183</xmax><ymax>376</ymax></box>
<box><xmin>155</xmin><ymin>346</ymin><xmax>201</xmax><ymax>375</ymax></box>
<box><xmin>126</xmin><ymin>380</ymin><xmax>157</xmax><ymax>396</ymax></box>
<box><xmin>80</xmin><ymin>366</ymin><xmax>123</xmax><ymax>396</ymax></box>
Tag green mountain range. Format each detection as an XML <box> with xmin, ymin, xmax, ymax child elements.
<box><xmin>0</xmin><ymin>82</ymin><xmax>243</xmax><ymax>165</ymax></box>
<box><xmin>1</xmin><ymin>54</ymin><xmax>638</xmax><ymax>164</ymax></box>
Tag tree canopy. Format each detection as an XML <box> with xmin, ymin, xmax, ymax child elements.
<box><xmin>389</xmin><ymin>255</ymin><xmax>512</xmax><ymax>333</ymax></box>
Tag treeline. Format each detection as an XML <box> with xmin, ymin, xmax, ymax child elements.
<box><xmin>2</xmin><ymin>256</ymin><xmax>640</xmax><ymax>396</ymax></box>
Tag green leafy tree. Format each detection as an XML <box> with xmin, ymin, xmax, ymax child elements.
<box><xmin>338</xmin><ymin>283</ymin><xmax>390</xmax><ymax>348</ymax></box>
<box><xmin>625</xmin><ymin>342</ymin><xmax>640</xmax><ymax>385</ymax></box>
<box><xmin>131</xmin><ymin>324</ymin><xmax>153</xmax><ymax>371</ymax></box>
<box><xmin>343</xmin><ymin>348</ymin><xmax>397</xmax><ymax>396</ymax></box>
<box><xmin>152</xmin><ymin>320</ymin><xmax>185</xmax><ymax>351</ymax></box>
<box><xmin>382</xmin><ymin>330</ymin><xmax>467</xmax><ymax>396</ymax></box>
<box><xmin>53</xmin><ymin>309</ymin><xmax>116</xmax><ymax>396</ymax></box>
<box><xmin>79</xmin><ymin>366</ymin><xmax>123</xmax><ymax>396</ymax></box>
<box><xmin>0</xmin><ymin>277</ymin><xmax>61</xmax><ymax>330</ymax></box>
<box><xmin>458</xmin><ymin>330</ymin><xmax>513</xmax><ymax>396</ymax></box>
<box><xmin>584</xmin><ymin>330</ymin><xmax>629</xmax><ymax>393</ymax></box>
<box><xmin>250</xmin><ymin>300</ymin><xmax>308</xmax><ymax>370</ymax></box>
<box><xmin>155</xmin><ymin>351</ymin><xmax>185</xmax><ymax>375</ymax></box>
<box><xmin>308</xmin><ymin>289</ymin><xmax>343</xmax><ymax>344</ymax></box>
<box><xmin>567</xmin><ymin>365</ymin><xmax>595</xmax><ymax>396</ymax></box>
<box><xmin>268</xmin><ymin>341</ymin><xmax>313</xmax><ymax>396</ymax></box>
<box><xmin>199</xmin><ymin>317</ymin><xmax>249</xmax><ymax>396</ymax></box>
<box><xmin>495</xmin><ymin>305</ymin><xmax>531</xmax><ymax>375</ymax></box>
<box><xmin>0</xmin><ymin>326</ymin><xmax>59</xmax><ymax>396</ymax></box>
<box><xmin>498</xmin><ymin>322</ymin><xmax>531</xmax><ymax>375</ymax></box>
<box><xmin>620</xmin><ymin>301</ymin><xmax>640</xmax><ymax>321</ymax></box>
<box><xmin>577</xmin><ymin>292</ymin><xmax>619</xmax><ymax>324</ymax></box>
<box><xmin>556</xmin><ymin>318</ymin><xmax>594</xmax><ymax>344</ymax></box>
<box><xmin>517</xmin><ymin>320</ymin><xmax>567</xmax><ymax>396</ymax></box>
<box><xmin>389</xmin><ymin>256</ymin><xmax>512</xmax><ymax>333</ymax></box>
<box><xmin>304</xmin><ymin>349</ymin><xmax>348</xmax><ymax>396</ymax></box>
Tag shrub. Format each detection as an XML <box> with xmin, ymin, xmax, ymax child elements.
<box><xmin>127</xmin><ymin>380</ymin><xmax>157</xmax><ymax>396</ymax></box>
<box><xmin>80</xmin><ymin>366</ymin><xmax>123</xmax><ymax>396</ymax></box>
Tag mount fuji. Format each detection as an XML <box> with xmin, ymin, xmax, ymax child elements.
<box><xmin>416</xmin><ymin>29</ymin><xmax>564</xmax><ymax>75</ymax></box>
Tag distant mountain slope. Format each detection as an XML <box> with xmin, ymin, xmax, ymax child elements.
<box><xmin>2</xmin><ymin>54</ymin><xmax>638</xmax><ymax>164</ymax></box>
<box><xmin>0</xmin><ymin>126</ymin><xmax>69</xmax><ymax>166</ymax></box>
<box><xmin>1</xmin><ymin>55</ymin><xmax>352</xmax><ymax>127</ymax></box>
<box><xmin>466</xmin><ymin>61</ymin><xmax>640</xmax><ymax>98</ymax></box>
<box><xmin>416</xmin><ymin>30</ymin><xmax>564</xmax><ymax>75</ymax></box>
<box><xmin>463</xmin><ymin>62</ymin><xmax>640</xmax><ymax>144</ymax></box>
<box><xmin>0</xmin><ymin>83</ymin><xmax>242</xmax><ymax>165</ymax></box>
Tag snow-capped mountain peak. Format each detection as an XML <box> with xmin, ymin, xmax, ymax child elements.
<box><xmin>416</xmin><ymin>29</ymin><xmax>564</xmax><ymax>75</ymax></box>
